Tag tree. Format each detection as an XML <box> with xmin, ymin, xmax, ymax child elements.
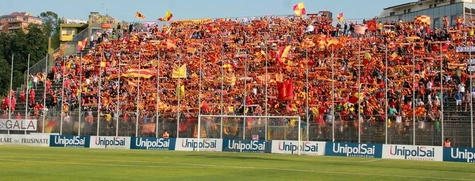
<box><xmin>0</xmin><ymin>24</ymin><xmax>48</xmax><ymax>96</ymax></box>
<box><xmin>40</xmin><ymin>11</ymin><xmax>58</xmax><ymax>37</ymax></box>
<box><xmin>39</xmin><ymin>11</ymin><xmax>60</xmax><ymax>49</ymax></box>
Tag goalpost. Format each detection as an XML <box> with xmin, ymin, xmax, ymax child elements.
<box><xmin>197</xmin><ymin>115</ymin><xmax>302</xmax><ymax>155</ymax></box>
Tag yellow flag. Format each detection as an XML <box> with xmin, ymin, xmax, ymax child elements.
<box><xmin>364</xmin><ymin>52</ymin><xmax>372</xmax><ymax>60</ymax></box>
<box><xmin>172</xmin><ymin>64</ymin><xmax>187</xmax><ymax>78</ymax></box>
<box><xmin>176</xmin><ymin>85</ymin><xmax>185</xmax><ymax>97</ymax></box>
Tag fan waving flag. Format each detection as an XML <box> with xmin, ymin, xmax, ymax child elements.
<box><xmin>159</xmin><ymin>11</ymin><xmax>174</xmax><ymax>21</ymax></box>
<box><xmin>135</xmin><ymin>12</ymin><xmax>146</xmax><ymax>20</ymax></box>
<box><xmin>293</xmin><ymin>2</ymin><xmax>306</xmax><ymax>16</ymax></box>
<box><xmin>337</xmin><ymin>13</ymin><xmax>344</xmax><ymax>23</ymax></box>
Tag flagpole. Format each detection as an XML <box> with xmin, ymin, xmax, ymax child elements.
<box><xmin>197</xmin><ymin>46</ymin><xmax>203</xmax><ymax>143</ymax></box>
<box><xmin>78</xmin><ymin>53</ymin><xmax>82</xmax><ymax>136</ymax></box>
<box><xmin>264</xmin><ymin>39</ymin><xmax>268</xmax><ymax>141</ymax></box>
<box><xmin>135</xmin><ymin>51</ymin><xmax>141</xmax><ymax>137</ymax></box>
<box><xmin>412</xmin><ymin>44</ymin><xmax>416</xmax><ymax>145</ymax></box>
<box><xmin>470</xmin><ymin>43</ymin><xmax>474</xmax><ymax>147</ymax></box>
<box><xmin>24</xmin><ymin>54</ymin><xmax>30</xmax><ymax>135</ymax></box>
<box><xmin>440</xmin><ymin>42</ymin><xmax>444</xmax><ymax>146</ymax></box>
<box><xmin>357</xmin><ymin>42</ymin><xmax>361</xmax><ymax>144</ymax></box>
<box><xmin>220</xmin><ymin>44</ymin><xmax>224</xmax><ymax>140</ymax></box>
<box><xmin>116</xmin><ymin>52</ymin><xmax>121</xmax><ymax>137</ymax></box>
<box><xmin>198</xmin><ymin>48</ymin><xmax>202</xmax><ymax>125</ymax></box>
<box><xmin>176</xmin><ymin>52</ymin><xmax>181</xmax><ymax>139</ymax></box>
<box><xmin>384</xmin><ymin>44</ymin><xmax>388</xmax><ymax>144</ymax></box>
<box><xmin>243</xmin><ymin>50</ymin><xmax>248</xmax><ymax>140</ymax></box>
<box><xmin>305</xmin><ymin>46</ymin><xmax>309</xmax><ymax>141</ymax></box>
<box><xmin>8</xmin><ymin>54</ymin><xmax>14</xmax><ymax>134</ymax></box>
<box><xmin>97</xmin><ymin>53</ymin><xmax>103</xmax><ymax>136</ymax></box>
<box><xmin>331</xmin><ymin>47</ymin><xmax>335</xmax><ymax>142</ymax></box>
<box><xmin>60</xmin><ymin>56</ymin><xmax>65</xmax><ymax>135</ymax></box>
<box><xmin>42</xmin><ymin>54</ymin><xmax>48</xmax><ymax>133</ymax></box>
<box><xmin>155</xmin><ymin>52</ymin><xmax>160</xmax><ymax>138</ymax></box>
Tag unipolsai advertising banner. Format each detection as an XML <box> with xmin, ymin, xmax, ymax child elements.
<box><xmin>382</xmin><ymin>144</ymin><xmax>443</xmax><ymax>161</ymax></box>
<box><xmin>443</xmin><ymin>147</ymin><xmax>475</xmax><ymax>163</ymax></box>
<box><xmin>49</xmin><ymin>135</ymin><xmax>89</xmax><ymax>148</ymax></box>
<box><xmin>0</xmin><ymin>134</ymin><xmax>49</xmax><ymax>147</ymax></box>
<box><xmin>89</xmin><ymin>136</ymin><xmax>131</xmax><ymax>149</ymax></box>
<box><xmin>130</xmin><ymin>137</ymin><xmax>175</xmax><ymax>150</ymax></box>
<box><xmin>222</xmin><ymin>139</ymin><xmax>268</xmax><ymax>153</ymax></box>
<box><xmin>325</xmin><ymin>142</ymin><xmax>382</xmax><ymax>158</ymax></box>
<box><xmin>271</xmin><ymin>140</ymin><xmax>325</xmax><ymax>155</ymax></box>
<box><xmin>175</xmin><ymin>138</ymin><xmax>222</xmax><ymax>152</ymax></box>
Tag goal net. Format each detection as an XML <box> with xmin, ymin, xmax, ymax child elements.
<box><xmin>197</xmin><ymin>115</ymin><xmax>302</xmax><ymax>154</ymax></box>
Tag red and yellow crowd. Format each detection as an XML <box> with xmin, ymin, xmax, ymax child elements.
<box><xmin>2</xmin><ymin>14</ymin><xmax>475</xmax><ymax>135</ymax></box>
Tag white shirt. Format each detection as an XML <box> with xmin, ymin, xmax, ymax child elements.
<box><xmin>305</xmin><ymin>25</ymin><xmax>314</xmax><ymax>33</ymax></box>
<box><xmin>426</xmin><ymin>81</ymin><xmax>432</xmax><ymax>89</ymax></box>
<box><xmin>458</xmin><ymin>84</ymin><xmax>465</xmax><ymax>93</ymax></box>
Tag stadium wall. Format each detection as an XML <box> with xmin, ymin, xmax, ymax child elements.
<box><xmin>2</xmin><ymin>134</ymin><xmax>474</xmax><ymax>163</ymax></box>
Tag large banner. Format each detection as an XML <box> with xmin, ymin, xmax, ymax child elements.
<box><xmin>175</xmin><ymin>138</ymin><xmax>222</xmax><ymax>152</ymax></box>
<box><xmin>325</xmin><ymin>142</ymin><xmax>382</xmax><ymax>158</ymax></box>
<box><xmin>0</xmin><ymin>119</ymin><xmax>37</xmax><ymax>131</ymax></box>
<box><xmin>382</xmin><ymin>144</ymin><xmax>443</xmax><ymax>161</ymax></box>
<box><xmin>271</xmin><ymin>140</ymin><xmax>325</xmax><ymax>155</ymax></box>
<box><xmin>222</xmin><ymin>139</ymin><xmax>268</xmax><ymax>153</ymax></box>
<box><xmin>89</xmin><ymin>136</ymin><xmax>131</xmax><ymax>149</ymax></box>
<box><xmin>130</xmin><ymin>137</ymin><xmax>175</xmax><ymax>150</ymax></box>
<box><xmin>443</xmin><ymin>147</ymin><xmax>475</xmax><ymax>163</ymax></box>
<box><xmin>49</xmin><ymin>135</ymin><xmax>89</xmax><ymax>148</ymax></box>
<box><xmin>0</xmin><ymin>134</ymin><xmax>49</xmax><ymax>147</ymax></box>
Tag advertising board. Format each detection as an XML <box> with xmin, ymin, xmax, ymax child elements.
<box><xmin>49</xmin><ymin>135</ymin><xmax>89</xmax><ymax>148</ymax></box>
<box><xmin>443</xmin><ymin>147</ymin><xmax>475</xmax><ymax>163</ymax></box>
<box><xmin>382</xmin><ymin>144</ymin><xmax>442</xmax><ymax>161</ymax></box>
<box><xmin>0</xmin><ymin>119</ymin><xmax>38</xmax><ymax>131</ymax></box>
<box><xmin>325</xmin><ymin>142</ymin><xmax>382</xmax><ymax>158</ymax></box>
<box><xmin>175</xmin><ymin>138</ymin><xmax>222</xmax><ymax>152</ymax></box>
<box><xmin>222</xmin><ymin>139</ymin><xmax>268</xmax><ymax>153</ymax></box>
<box><xmin>270</xmin><ymin>140</ymin><xmax>325</xmax><ymax>155</ymax></box>
<box><xmin>89</xmin><ymin>136</ymin><xmax>131</xmax><ymax>149</ymax></box>
<box><xmin>130</xmin><ymin>137</ymin><xmax>175</xmax><ymax>150</ymax></box>
<box><xmin>0</xmin><ymin>134</ymin><xmax>49</xmax><ymax>147</ymax></box>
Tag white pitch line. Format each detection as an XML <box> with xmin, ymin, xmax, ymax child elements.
<box><xmin>359</xmin><ymin>159</ymin><xmax>382</xmax><ymax>163</ymax></box>
<box><xmin>0</xmin><ymin>157</ymin><xmax>471</xmax><ymax>181</ymax></box>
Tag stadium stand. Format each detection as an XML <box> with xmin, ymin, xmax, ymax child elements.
<box><xmin>2</xmin><ymin>14</ymin><xmax>475</xmax><ymax>146</ymax></box>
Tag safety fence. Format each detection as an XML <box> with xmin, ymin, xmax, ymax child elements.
<box><xmin>0</xmin><ymin>112</ymin><xmax>473</xmax><ymax>147</ymax></box>
<box><xmin>0</xmin><ymin>134</ymin><xmax>473</xmax><ymax>163</ymax></box>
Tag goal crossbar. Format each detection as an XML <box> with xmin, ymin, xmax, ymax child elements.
<box><xmin>197</xmin><ymin>114</ymin><xmax>302</xmax><ymax>155</ymax></box>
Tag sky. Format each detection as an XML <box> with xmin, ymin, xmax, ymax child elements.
<box><xmin>1</xmin><ymin>0</ymin><xmax>411</xmax><ymax>22</ymax></box>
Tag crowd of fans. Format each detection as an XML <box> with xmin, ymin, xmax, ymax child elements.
<box><xmin>2</xmin><ymin>14</ymin><xmax>475</xmax><ymax>137</ymax></box>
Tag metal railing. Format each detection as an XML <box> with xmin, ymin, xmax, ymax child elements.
<box><xmin>23</xmin><ymin>27</ymin><xmax>90</xmax><ymax>84</ymax></box>
<box><xmin>1</xmin><ymin>110</ymin><xmax>473</xmax><ymax>147</ymax></box>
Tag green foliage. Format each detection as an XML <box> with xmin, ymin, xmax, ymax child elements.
<box><xmin>39</xmin><ymin>11</ymin><xmax>60</xmax><ymax>49</ymax></box>
<box><xmin>0</xmin><ymin>24</ymin><xmax>48</xmax><ymax>97</ymax></box>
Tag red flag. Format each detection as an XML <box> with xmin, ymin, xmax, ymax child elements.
<box><xmin>277</xmin><ymin>79</ymin><xmax>293</xmax><ymax>101</ymax></box>
<box><xmin>141</xmin><ymin>123</ymin><xmax>156</xmax><ymax>134</ymax></box>
<box><xmin>366</xmin><ymin>20</ymin><xmax>377</xmax><ymax>32</ymax></box>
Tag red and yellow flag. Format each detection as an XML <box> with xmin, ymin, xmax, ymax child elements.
<box><xmin>278</xmin><ymin>46</ymin><xmax>295</xmax><ymax>67</ymax></box>
<box><xmin>77</xmin><ymin>38</ymin><xmax>87</xmax><ymax>51</ymax></box>
<box><xmin>292</xmin><ymin>2</ymin><xmax>306</xmax><ymax>16</ymax></box>
<box><xmin>135</xmin><ymin>12</ymin><xmax>146</xmax><ymax>20</ymax></box>
<box><xmin>159</xmin><ymin>11</ymin><xmax>173</xmax><ymax>21</ymax></box>
<box><xmin>337</xmin><ymin>13</ymin><xmax>344</xmax><ymax>23</ymax></box>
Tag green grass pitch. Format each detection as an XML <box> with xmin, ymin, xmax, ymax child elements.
<box><xmin>0</xmin><ymin>146</ymin><xmax>473</xmax><ymax>181</ymax></box>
